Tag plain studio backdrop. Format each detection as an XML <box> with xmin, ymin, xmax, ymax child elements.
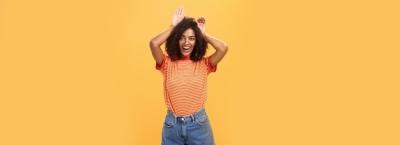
<box><xmin>1</xmin><ymin>0</ymin><xmax>399</xmax><ymax>144</ymax></box>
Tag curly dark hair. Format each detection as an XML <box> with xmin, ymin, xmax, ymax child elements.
<box><xmin>166</xmin><ymin>17</ymin><xmax>208</xmax><ymax>61</ymax></box>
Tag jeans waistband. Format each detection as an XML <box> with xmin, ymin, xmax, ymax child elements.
<box><xmin>167</xmin><ymin>108</ymin><xmax>206</xmax><ymax>123</ymax></box>
<box><xmin>167</xmin><ymin>108</ymin><xmax>205</xmax><ymax>117</ymax></box>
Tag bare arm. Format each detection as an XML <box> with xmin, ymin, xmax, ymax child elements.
<box><xmin>203</xmin><ymin>33</ymin><xmax>228</xmax><ymax>66</ymax></box>
<box><xmin>149</xmin><ymin>26</ymin><xmax>174</xmax><ymax>65</ymax></box>
<box><xmin>197</xmin><ymin>17</ymin><xmax>228</xmax><ymax>66</ymax></box>
<box><xmin>149</xmin><ymin>7</ymin><xmax>185</xmax><ymax>65</ymax></box>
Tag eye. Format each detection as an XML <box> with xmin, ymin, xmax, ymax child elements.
<box><xmin>189</xmin><ymin>37</ymin><xmax>196</xmax><ymax>41</ymax></box>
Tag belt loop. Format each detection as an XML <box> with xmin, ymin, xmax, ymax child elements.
<box><xmin>174</xmin><ymin>115</ymin><xmax>177</xmax><ymax>124</ymax></box>
<box><xmin>190</xmin><ymin>113</ymin><xmax>195</xmax><ymax>122</ymax></box>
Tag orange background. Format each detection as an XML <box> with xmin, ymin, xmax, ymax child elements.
<box><xmin>1</xmin><ymin>0</ymin><xmax>399</xmax><ymax>145</ymax></box>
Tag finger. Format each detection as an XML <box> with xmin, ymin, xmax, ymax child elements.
<box><xmin>198</xmin><ymin>17</ymin><xmax>205</xmax><ymax>23</ymax></box>
<box><xmin>175</xmin><ymin>7</ymin><xmax>180</xmax><ymax>15</ymax></box>
<box><xmin>180</xmin><ymin>7</ymin><xmax>184</xmax><ymax>15</ymax></box>
<box><xmin>178</xmin><ymin>7</ymin><xmax>183</xmax><ymax>15</ymax></box>
<box><xmin>175</xmin><ymin>8</ymin><xmax>179</xmax><ymax>15</ymax></box>
<box><xmin>198</xmin><ymin>20</ymin><xmax>204</xmax><ymax>24</ymax></box>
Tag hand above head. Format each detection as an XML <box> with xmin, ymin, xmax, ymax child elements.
<box><xmin>172</xmin><ymin>7</ymin><xmax>185</xmax><ymax>26</ymax></box>
<box><xmin>197</xmin><ymin>16</ymin><xmax>206</xmax><ymax>35</ymax></box>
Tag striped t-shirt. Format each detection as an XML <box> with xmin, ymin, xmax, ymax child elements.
<box><xmin>156</xmin><ymin>55</ymin><xmax>216</xmax><ymax>116</ymax></box>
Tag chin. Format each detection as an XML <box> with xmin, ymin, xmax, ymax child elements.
<box><xmin>181</xmin><ymin>52</ymin><xmax>193</xmax><ymax>57</ymax></box>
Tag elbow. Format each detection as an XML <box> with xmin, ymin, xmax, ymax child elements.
<box><xmin>149</xmin><ymin>39</ymin><xmax>158</xmax><ymax>48</ymax></box>
<box><xmin>222</xmin><ymin>44</ymin><xmax>229</xmax><ymax>54</ymax></box>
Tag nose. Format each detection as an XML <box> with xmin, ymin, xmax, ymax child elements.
<box><xmin>184</xmin><ymin>38</ymin><xmax>190</xmax><ymax>44</ymax></box>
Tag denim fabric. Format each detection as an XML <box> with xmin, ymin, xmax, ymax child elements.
<box><xmin>161</xmin><ymin>109</ymin><xmax>215</xmax><ymax>145</ymax></box>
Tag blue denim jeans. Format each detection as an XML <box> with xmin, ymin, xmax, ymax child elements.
<box><xmin>161</xmin><ymin>108</ymin><xmax>215</xmax><ymax>145</ymax></box>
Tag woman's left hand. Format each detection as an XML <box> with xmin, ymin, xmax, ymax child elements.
<box><xmin>197</xmin><ymin>17</ymin><xmax>206</xmax><ymax>35</ymax></box>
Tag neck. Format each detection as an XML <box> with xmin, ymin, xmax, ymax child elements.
<box><xmin>180</xmin><ymin>56</ymin><xmax>190</xmax><ymax>60</ymax></box>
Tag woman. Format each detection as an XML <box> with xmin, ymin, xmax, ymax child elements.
<box><xmin>149</xmin><ymin>7</ymin><xmax>228</xmax><ymax>145</ymax></box>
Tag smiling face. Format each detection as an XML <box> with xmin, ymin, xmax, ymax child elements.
<box><xmin>166</xmin><ymin>17</ymin><xmax>208</xmax><ymax>61</ymax></box>
<box><xmin>179</xmin><ymin>28</ymin><xmax>196</xmax><ymax>57</ymax></box>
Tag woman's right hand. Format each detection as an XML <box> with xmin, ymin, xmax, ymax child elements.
<box><xmin>172</xmin><ymin>7</ymin><xmax>185</xmax><ymax>26</ymax></box>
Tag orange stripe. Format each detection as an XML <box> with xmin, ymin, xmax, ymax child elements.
<box><xmin>157</xmin><ymin>55</ymin><xmax>215</xmax><ymax>116</ymax></box>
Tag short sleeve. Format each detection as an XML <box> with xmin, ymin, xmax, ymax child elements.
<box><xmin>155</xmin><ymin>55</ymin><xmax>168</xmax><ymax>73</ymax></box>
<box><xmin>205</xmin><ymin>56</ymin><xmax>217</xmax><ymax>73</ymax></box>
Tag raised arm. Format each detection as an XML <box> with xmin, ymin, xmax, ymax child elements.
<box><xmin>197</xmin><ymin>17</ymin><xmax>228</xmax><ymax>66</ymax></box>
<box><xmin>149</xmin><ymin>7</ymin><xmax>185</xmax><ymax>65</ymax></box>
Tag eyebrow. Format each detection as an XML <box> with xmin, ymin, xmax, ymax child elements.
<box><xmin>181</xmin><ymin>35</ymin><xmax>196</xmax><ymax>38</ymax></box>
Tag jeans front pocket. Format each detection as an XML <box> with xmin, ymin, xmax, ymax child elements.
<box><xmin>195</xmin><ymin>113</ymin><xmax>209</xmax><ymax>126</ymax></box>
<box><xmin>164</xmin><ymin>113</ymin><xmax>176</xmax><ymax>128</ymax></box>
